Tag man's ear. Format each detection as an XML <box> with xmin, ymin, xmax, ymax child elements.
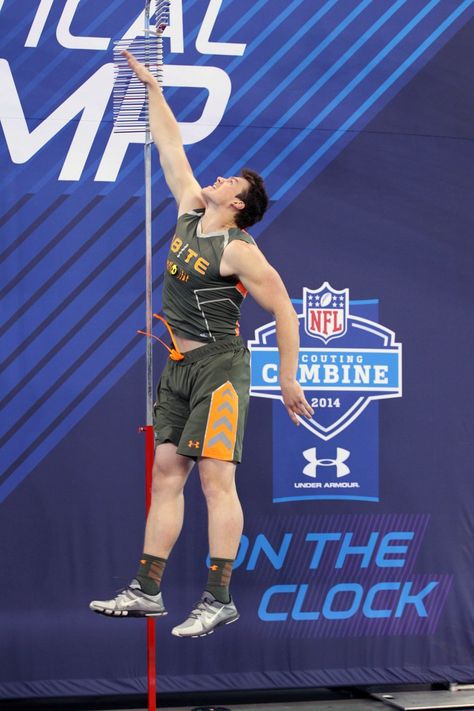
<box><xmin>232</xmin><ymin>198</ymin><xmax>245</xmax><ymax>211</ymax></box>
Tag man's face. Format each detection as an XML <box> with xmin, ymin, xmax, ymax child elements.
<box><xmin>202</xmin><ymin>176</ymin><xmax>249</xmax><ymax>209</ymax></box>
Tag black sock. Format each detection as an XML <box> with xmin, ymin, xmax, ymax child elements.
<box><xmin>206</xmin><ymin>557</ymin><xmax>234</xmax><ymax>604</ymax></box>
<box><xmin>136</xmin><ymin>554</ymin><xmax>167</xmax><ymax>595</ymax></box>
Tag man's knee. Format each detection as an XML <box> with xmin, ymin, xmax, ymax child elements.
<box><xmin>199</xmin><ymin>458</ymin><xmax>237</xmax><ymax>501</ymax></box>
<box><xmin>151</xmin><ymin>443</ymin><xmax>193</xmax><ymax>494</ymax></box>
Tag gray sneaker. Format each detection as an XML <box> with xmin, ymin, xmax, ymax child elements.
<box><xmin>89</xmin><ymin>579</ymin><xmax>167</xmax><ymax>618</ymax></box>
<box><xmin>171</xmin><ymin>591</ymin><xmax>239</xmax><ymax>638</ymax></box>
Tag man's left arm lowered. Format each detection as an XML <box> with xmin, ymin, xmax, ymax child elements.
<box><xmin>221</xmin><ymin>241</ymin><xmax>314</xmax><ymax>425</ymax></box>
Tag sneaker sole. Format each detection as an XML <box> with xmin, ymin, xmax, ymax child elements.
<box><xmin>90</xmin><ymin>606</ymin><xmax>168</xmax><ymax>618</ymax></box>
<box><xmin>172</xmin><ymin>612</ymin><xmax>240</xmax><ymax>638</ymax></box>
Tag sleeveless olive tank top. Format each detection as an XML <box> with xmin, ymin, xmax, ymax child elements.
<box><xmin>162</xmin><ymin>208</ymin><xmax>256</xmax><ymax>342</ymax></box>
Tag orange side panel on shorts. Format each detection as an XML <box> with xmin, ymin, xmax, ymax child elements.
<box><xmin>201</xmin><ymin>381</ymin><xmax>239</xmax><ymax>461</ymax></box>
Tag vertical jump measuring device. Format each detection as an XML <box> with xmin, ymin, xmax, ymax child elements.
<box><xmin>113</xmin><ymin>2</ymin><xmax>170</xmax><ymax>710</ymax></box>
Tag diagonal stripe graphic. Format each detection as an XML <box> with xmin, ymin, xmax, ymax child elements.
<box><xmin>0</xmin><ymin>268</ymin><xmax>169</xmax><ymax>491</ymax></box>
<box><xmin>1</xmin><ymin>239</ymin><xmax>177</xmax><ymax>448</ymax></box>
<box><xmin>0</xmin><ymin>194</ymin><xmax>69</xmax><ymax>266</ymax></box>
<box><xmin>196</xmin><ymin>0</ymin><xmax>345</xmax><ymax>176</ymax></box>
<box><xmin>264</xmin><ymin>0</ymin><xmax>443</xmax><ymax>182</ymax></box>
<box><xmin>272</xmin><ymin>0</ymin><xmax>473</xmax><ymax>199</ymax></box>
<box><xmin>221</xmin><ymin>1</ymin><xmax>452</xmax><ymax>187</ymax></box>
<box><xmin>0</xmin><ymin>4</ymin><xmax>36</xmax><ymax>49</ymax></box>
<box><xmin>0</xmin><ymin>192</ymin><xmax>174</xmax><ymax>358</ymax></box>
<box><xmin>0</xmin><ymin>197</ymin><xmax>138</xmax><ymax>380</ymax></box>
<box><xmin>0</xmin><ymin>193</ymin><xmax>33</xmax><ymax>233</ymax></box>
<box><xmin>0</xmin><ymin>195</ymin><xmax>103</xmax><ymax>305</ymax></box>
<box><xmin>14</xmin><ymin>3</ymin><xmax>116</xmax><ymax>88</ymax></box>
<box><xmin>170</xmin><ymin>0</ymin><xmax>311</xmax><ymax>124</ymax></box>
<box><xmin>0</xmin><ymin>203</ymin><xmax>174</xmax><ymax>410</ymax></box>
<box><xmin>0</xmin><ymin>333</ymin><xmax>141</xmax><ymax>494</ymax></box>
<box><xmin>228</xmin><ymin>0</ymin><xmax>407</xmax><ymax>174</ymax></box>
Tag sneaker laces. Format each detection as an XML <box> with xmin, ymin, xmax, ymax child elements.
<box><xmin>112</xmin><ymin>586</ymin><xmax>139</xmax><ymax>603</ymax></box>
<box><xmin>118</xmin><ymin>589</ymin><xmax>133</xmax><ymax>601</ymax></box>
<box><xmin>188</xmin><ymin>597</ymin><xmax>215</xmax><ymax>620</ymax></box>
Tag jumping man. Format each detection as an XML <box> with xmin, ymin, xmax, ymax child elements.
<box><xmin>89</xmin><ymin>51</ymin><xmax>313</xmax><ymax>637</ymax></box>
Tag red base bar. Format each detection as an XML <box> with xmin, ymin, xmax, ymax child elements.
<box><xmin>139</xmin><ymin>425</ymin><xmax>157</xmax><ymax>711</ymax></box>
<box><xmin>147</xmin><ymin>618</ymin><xmax>157</xmax><ymax>711</ymax></box>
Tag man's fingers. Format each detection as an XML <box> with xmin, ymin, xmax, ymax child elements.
<box><xmin>292</xmin><ymin>399</ymin><xmax>314</xmax><ymax>419</ymax></box>
<box><xmin>121</xmin><ymin>51</ymin><xmax>157</xmax><ymax>87</ymax></box>
<box><xmin>286</xmin><ymin>407</ymin><xmax>300</xmax><ymax>426</ymax></box>
<box><xmin>121</xmin><ymin>50</ymin><xmax>144</xmax><ymax>75</ymax></box>
<box><xmin>301</xmin><ymin>400</ymin><xmax>314</xmax><ymax>418</ymax></box>
<box><xmin>122</xmin><ymin>50</ymin><xmax>137</xmax><ymax>73</ymax></box>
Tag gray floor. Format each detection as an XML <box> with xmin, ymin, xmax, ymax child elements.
<box><xmin>113</xmin><ymin>689</ymin><xmax>474</xmax><ymax>711</ymax></box>
<box><xmin>371</xmin><ymin>688</ymin><xmax>474</xmax><ymax>710</ymax></box>
<box><xmin>117</xmin><ymin>702</ymin><xmax>388</xmax><ymax>711</ymax></box>
<box><xmin>6</xmin><ymin>687</ymin><xmax>474</xmax><ymax>710</ymax></box>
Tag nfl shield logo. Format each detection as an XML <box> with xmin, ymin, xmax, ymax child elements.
<box><xmin>303</xmin><ymin>282</ymin><xmax>349</xmax><ymax>343</ymax></box>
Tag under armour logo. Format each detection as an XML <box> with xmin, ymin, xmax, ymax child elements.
<box><xmin>187</xmin><ymin>440</ymin><xmax>200</xmax><ymax>449</ymax></box>
<box><xmin>303</xmin><ymin>447</ymin><xmax>351</xmax><ymax>478</ymax></box>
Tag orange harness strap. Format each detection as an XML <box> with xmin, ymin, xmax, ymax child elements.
<box><xmin>137</xmin><ymin>314</ymin><xmax>185</xmax><ymax>361</ymax></box>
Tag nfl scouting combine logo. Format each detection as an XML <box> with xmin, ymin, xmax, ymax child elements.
<box><xmin>248</xmin><ymin>283</ymin><xmax>402</xmax><ymax>503</ymax></box>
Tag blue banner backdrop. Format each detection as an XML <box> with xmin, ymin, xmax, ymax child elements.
<box><xmin>1</xmin><ymin>0</ymin><xmax>473</xmax><ymax>699</ymax></box>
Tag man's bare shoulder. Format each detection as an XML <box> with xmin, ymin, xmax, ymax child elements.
<box><xmin>226</xmin><ymin>238</ymin><xmax>252</xmax><ymax>250</ymax></box>
<box><xmin>221</xmin><ymin>238</ymin><xmax>267</xmax><ymax>277</ymax></box>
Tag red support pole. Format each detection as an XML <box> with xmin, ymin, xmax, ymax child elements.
<box><xmin>140</xmin><ymin>425</ymin><xmax>157</xmax><ymax>711</ymax></box>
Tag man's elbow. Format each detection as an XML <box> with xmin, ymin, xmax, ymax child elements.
<box><xmin>273</xmin><ymin>298</ymin><xmax>298</xmax><ymax>323</ymax></box>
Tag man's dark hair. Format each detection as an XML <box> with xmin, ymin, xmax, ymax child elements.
<box><xmin>235</xmin><ymin>168</ymin><xmax>269</xmax><ymax>230</ymax></box>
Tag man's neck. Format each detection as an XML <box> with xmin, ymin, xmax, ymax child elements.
<box><xmin>200</xmin><ymin>206</ymin><xmax>236</xmax><ymax>234</ymax></box>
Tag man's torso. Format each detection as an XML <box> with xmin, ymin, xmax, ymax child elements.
<box><xmin>162</xmin><ymin>209</ymin><xmax>255</xmax><ymax>343</ymax></box>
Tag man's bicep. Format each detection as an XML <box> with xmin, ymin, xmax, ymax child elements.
<box><xmin>246</xmin><ymin>267</ymin><xmax>289</xmax><ymax>313</ymax></box>
<box><xmin>159</xmin><ymin>146</ymin><xmax>203</xmax><ymax>207</ymax></box>
<box><xmin>234</xmin><ymin>248</ymin><xmax>288</xmax><ymax>313</ymax></box>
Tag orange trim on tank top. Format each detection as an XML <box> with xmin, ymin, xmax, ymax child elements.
<box><xmin>137</xmin><ymin>314</ymin><xmax>185</xmax><ymax>361</ymax></box>
<box><xmin>235</xmin><ymin>280</ymin><xmax>247</xmax><ymax>297</ymax></box>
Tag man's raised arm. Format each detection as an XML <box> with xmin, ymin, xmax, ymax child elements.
<box><xmin>123</xmin><ymin>51</ymin><xmax>204</xmax><ymax>213</ymax></box>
